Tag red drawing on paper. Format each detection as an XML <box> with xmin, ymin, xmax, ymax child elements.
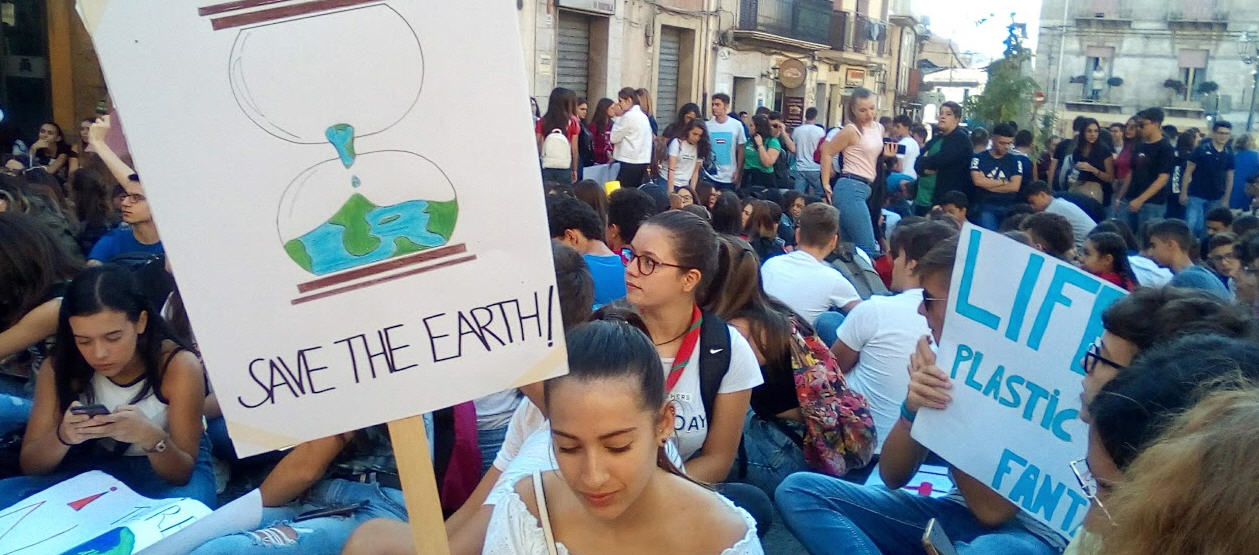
<box><xmin>68</xmin><ymin>487</ymin><xmax>118</xmax><ymax>511</ymax></box>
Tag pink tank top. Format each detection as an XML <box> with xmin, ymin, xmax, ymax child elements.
<box><xmin>840</xmin><ymin>122</ymin><xmax>884</xmax><ymax>181</ymax></box>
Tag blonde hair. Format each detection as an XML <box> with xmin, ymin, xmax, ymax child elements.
<box><xmin>1103</xmin><ymin>386</ymin><xmax>1259</xmax><ymax>555</ymax></box>
<box><xmin>635</xmin><ymin>88</ymin><xmax>653</xmax><ymax>116</ymax></box>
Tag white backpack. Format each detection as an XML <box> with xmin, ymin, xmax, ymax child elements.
<box><xmin>541</xmin><ymin>128</ymin><xmax>572</xmax><ymax>169</ymax></box>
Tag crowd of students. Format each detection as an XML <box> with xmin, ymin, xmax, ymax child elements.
<box><xmin>2</xmin><ymin>90</ymin><xmax>1259</xmax><ymax>555</ymax></box>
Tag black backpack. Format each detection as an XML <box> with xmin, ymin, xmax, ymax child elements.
<box><xmin>697</xmin><ymin>310</ymin><xmax>732</xmax><ymax>425</ymax></box>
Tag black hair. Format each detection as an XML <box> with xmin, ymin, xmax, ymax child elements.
<box><xmin>711</xmin><ymin>93</ymin><xmax>731</xmax><ymax>106</ymax></box>
<box><xmin>1206</xmin><ymin>206</ymin><xmax>1235</xmax><ymax>227</ymax></box>
<box><xmin>1101</xmin><ymin>286</ymin><xmax>1255</xmax><ymax>352</ymax></box>
<box><xmin>1213</xmin><ymin>120</ymin><xmax>1232</xmax><ymax>131</ymax></box>
<box><xmin>547</xmin><ymin>194</ymin><xmax>605</xmax><ymax>242</ymax></box>
<box><xmin>550</xmin><ymin>241</ymin><xmax>594</xmax><ymax>331</ymax></box>
<box><xmin>617</xmin><ymin>87</ymin><xmax>640</xmax><ymax>105</ymax></box>
<box><xmin>709</xmin><ymin>192</ymin><xmax>743</xmax><ymax>235</ymax></box>
<box><xmin>1091</xmin><ymin>334</ymin><xmax>1259</xmax><ymax>469</ymax></box>
<box><xmin>940</xmin><ymin>190</ymin><xmax>969</xmax><ymax>209</ymax></box>
<box><xmin>641</xmin><ymin>210</ymin><xmax>720</xmax><ymax>303</ymax></box>
<box><xmin>53</xmin><ymin>265</ymin><xmax>194</xmax><ymax>411</ymax></box>
<box><xmin>805</xmin><ymin>107</ymin><xmax>819</xmax><ymax>121</ymax></box>
<box><xmin>541</xmin><ymin>87</ymin><xmax>577</xmax><ymax>135</ymax></box>
<box><xmin>1137</xmin><ymin>107</ymin><xmax>1165</xmax><ymax>125</ymax></box>
<box><xmin>1148</xmin><ymin>218</ymin><xmax>1194</xmax><ymax>252</ymax></box>
<box><xmin>590</xmin><ymin>98</ymin><xmax>615</xmax><ymax>134</ymax></box>
<box><xmin>1176</xmin><ymin>131</ymin><xmax>1197</xmax><ymax>158</ymax></box>
<box><xmin>607</xmin><ymin>188</ymin><xmax>657</xmax><ymax>244</ymax></box>
<box><xmin>910</xmin><ymin>124</ymin><xmax>928</xmax><ymax>140</ymax></box>
<box><xmin>1093</xmin><ymin>218</ymin><xmax>1139</xmax><ymax>252</ymax></box>
<box><xmin>0</xmin><ymin>212</ymin><xmax>83</xmax><ymax>328</ymax></box>
<box><xmin>890</xmin><ymin>220</ymin><xmax>958</xmax><ymax>263</ymax></box>
<box><xmin>1236</xmin><ymin>230</ymin><xmax>1259</xmax><ymax>266</ymax></box>
<box><xmin>1021</xmin><ymin>212</ymin><xmax>1075</xmax><ymax>259</ymax></box>
<box><xmin>940</xmin><ymin>101</ymin><xmax>963</xmax><ymax>120</ymax></box>
<box><xmin>779</xmin><ymin>190</ymin><xmax>803</xmax><ymax>218</ymax></box>
<box><xmin>1071</xmin><ymin>115</ymin><xmax>1088</xmax><ymax>132</ymax></box>
<box><xmin>1233</xmin><ymin>215</ymin><xmax>1259</xmax><ymax>237</ymax></box>
<box><xmin>1000</xmin><ymin>213</ymin><xmax>1031</xmax><ymax>232</ymax></box>
<box><xmin>663</xmin><ymin>102</ymin><xmax>701</xmax><ymax>139</ymax></box>
<box><xmin>992</xmin><ymin>123</ymin><xmax>1016</xmax><ymax>138</ymax></box>
<box><xmin>893</xmin><ymin>114</ymin><xmax>913</xmax><ymax>128</ymax></box>
<box><xmin>970</xmin><ymin>127</ymin><xmax>990</xmax><ymax>148</ymax></box>
<box><xmin>751</xmin><ymin>114</ymin><xmax>772</xmax><ymax>139</ymax></box>
<box><xmin>1207</xmin><ymin>231</ymin><xmax>1238</xmax><ymax>252</ymax></box>
<box><xmin>1014</xmin><ymin>129</ymin><xmax>1034</xmax><ymax>148</ymax></box>
<box><xmin>1085</xmin><ymin>231</ymin><xmax>1136</xmax><ymax>288</ymax></box>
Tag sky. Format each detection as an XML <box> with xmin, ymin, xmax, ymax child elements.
<box><xmin>910</xmin><ymin>0</ymin><xmax>1043</xmax><ymax>64</ymax></box>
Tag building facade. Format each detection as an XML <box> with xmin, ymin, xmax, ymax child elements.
<box><xmin>1036</xmin><ymin>0</ymin><xmax>1259</xmax><ymax>135</ymax></box>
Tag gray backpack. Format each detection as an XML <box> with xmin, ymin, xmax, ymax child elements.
<box><xmin>825</xmin><ymin>242</ymin><xmax>889</xmax><ymax>300</ymax></box>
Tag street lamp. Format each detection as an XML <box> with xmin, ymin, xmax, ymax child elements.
<box><xmin>1240</xmin><ymin>31</ymin><xmax>1259</xmax><ymax>132</ymax></box>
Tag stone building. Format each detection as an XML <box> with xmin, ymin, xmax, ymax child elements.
<box><xmin>1036</xmin><ymin>0</ymin><xmax>1259</xmax><ymax>134</ymax></box>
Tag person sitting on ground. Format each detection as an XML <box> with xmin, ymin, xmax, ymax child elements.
<box><xmin>776</xmin><ymin>238</ymin><xmax>1068</xmax><ymax>554</ymax></box>
<box><xmin>777</xmin><ymin>190</ymin><xmax>804</xmax><ymax>249</ymax></box>
<box><xmin>1146</xmin><ymin>218</ymin><xmax>1232</xmax><ymax>300</ymax></box>
<box><xmin>604</xmin><ymin>187</ymin><xmax>656</xmax><ymax>262</ymax></box>
<box><xmin>481</xmin><ymin>316</ymin><xmax>762</xmax><ymax>553</ymax></box>
<box><xmin>1204</xmin><ymin>232</ymin><xmax>1241</xmax><ymax>288</ymax></box>
<box><xmin>1100</xmin><ymin>383</ymin><xmax>1259</xmax><ymax>555</ymax></box>
<box><xmin>710</xmin><ymin>192</ymin><xmax>744</xmax><ymax>236</ymax></box>
<box><xmin>1235</xmin><ymin>230</ymin><xmax>1259</xmax><ymax>316</ymax></box>
<box><xmin>761</xmin><ymin>203</ymin><xmax>861</xmax><ymax>335</ymax></box>
<box><xmin>6</xmin><ymin>121</ymin><xmax>72</xmax><ymax>180</ymax></box>
<box><xmin>1020</xmin><ymin>211</ymin><xmax>1077</xmax><ymax>261</ymax></box>
<box><xmin>1205</xmin><ymin>205</ymin><xmax>1234</xmax><ymax>236</ymax></box>
<box><xmin>1022</xmin><ymin>180</ymin><xmax>1095</xmax><ymax>250</ymax></box>
<box><xmin>743</xmin><ymin>199</ymin><xmax>786</xmax><ymax>264</ymax></box>
<box><xmin>1091</xmin><ymin>219</ymin><xmax>1172</xmax><ymax>287</ymax></box>
<box><xmin>1080</xmin><ymin>231</ymin><xmax>1138</xmax><ymax>291</ymax></box>
<box><xmin>831</xmin><ymin>221</ymin><xmax>957</xmax><ymax>459</ymax></box>
<box><xmin>0</xmin><ymin>265</ymin><xmax>215</xmax><ymax>509</ymax></box>
<box><xmin>547</xmin><ymin>195</ymin><xmax>626</xmax><ymax>307</ymax></box>
<box><xmin>1233</xmin><ymin>214</ymin><xmax>1259</xmax><ymax>236</ymax></box>
<box><xmin>1077</xmin><ymin>335</ymin><xmax>1259</xmax><ymax>554</ymax></box>
<box><xmin>83</xmin><ymin>117</ymin><xmax>162</xmax><ymax>265</ymax></box>
<box><xmin>936</xmin><ymin>190</ymin><xmax>969</xmax><ymax>226</ymax></box>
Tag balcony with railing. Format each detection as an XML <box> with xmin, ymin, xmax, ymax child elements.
<box><xmin>736</xmin><ymin>0</ymin><xmax>833</xmax><ymax>49</ymax></box>
<box><xmin>826</xmin><ymin>11</ymin><xmax>888</xmax><ymax>56</ymax></box>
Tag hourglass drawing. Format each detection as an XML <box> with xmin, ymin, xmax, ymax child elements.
<box><xmin>198</xmin><ymin>0</ymin><xmax>473</xmax><ymax>304</ymax></box>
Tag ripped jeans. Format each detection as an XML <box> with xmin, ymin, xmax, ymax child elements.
<box><xmin>190</xmin><ymin>478</ymin><xmax>408</xmax><ymax>554</ymax></box>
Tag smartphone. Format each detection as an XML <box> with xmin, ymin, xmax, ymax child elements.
<box><xmin>294</xmin><ymin>500</ymin><xmax>368</xmax><ymax>522</ymax></box>
<box><xmin>71</xmin><ymin>404</ymin><xmax>111</xmax><ymax>417</ymax></box>
<box><xmin>922</xmin><ymin>518</ymin><xmax>958</xmax><ymax>555</ymax></box>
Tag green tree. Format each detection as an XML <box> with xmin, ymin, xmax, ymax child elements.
<box><xmin>965</xmin><ymin>16</ymin><xmax>1041</xmax><ymax>129</ymax></box>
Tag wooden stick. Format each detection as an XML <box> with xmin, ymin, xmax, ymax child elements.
<box><xmin>388</xmin><ymin>416</ymin><xmax>451</xmax><ymax>555</ymax></box>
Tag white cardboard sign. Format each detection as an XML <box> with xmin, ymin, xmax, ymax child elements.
<box><xmin>82</xmin><ymin>0</ymin><xmax>566</xmax><ymax>456</ymax></box>
<box><xmin>911</xmin><ymin>224</ymin><xmax>1126</xmax><ymax>537</ymax></box>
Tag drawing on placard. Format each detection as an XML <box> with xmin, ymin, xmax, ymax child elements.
<box><xmin>197</xmin><ymin>0</ymin><xmax>472</xmax><ymax>303</ymax></box>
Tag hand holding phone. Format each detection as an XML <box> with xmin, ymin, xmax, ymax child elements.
<box><xmin>70</xmin><ymin>404</ymin><xmax>111</xmax><ymax>417</ymax></box>
<box><xmin>922</xmin><ymin>518</ymin><xmax>958</xmax><ymax>555</ymax></box>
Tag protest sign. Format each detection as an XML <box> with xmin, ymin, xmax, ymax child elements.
<box><xmin>911</xmin><ymin>224</ymin><xmax>1126</xmax><ymax>537</ymax></box>
<box><xmin>0</xmin><ymin>470</ymin><xmax>261</xmax><ymax>554</ymax></box>
<box><xmin>79</xmin><ymin>0</ymin><xmax>565</xmax><ymax>459</ymax></box>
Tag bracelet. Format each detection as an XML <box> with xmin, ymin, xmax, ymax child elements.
<box><xmin>56</xmin><ymin>427</ymin><xmax>72</xmax><ymax>447</ymax></box>
<box><xmin>900</xmin><ymin>402</ymin><xmax>917</xmax><ymax>423</ymax></box>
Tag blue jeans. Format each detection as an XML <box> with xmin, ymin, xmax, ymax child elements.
<box><xmin>815</xmin><ymin>312</ymin><xmax>847</xmax><ymax>348</ymax></box>
<box><xmin>191</xmin><ymin>478</ymin><xmax>408</xmax><ymax>554</ymax></box>
<box><xmin>794</xmin><ymin>170</ymin><xmax>824</xmax><ymax>196</ymax></box>
<box><xmin>0</xmin><ymin>435</ymin><xmax>217</xmax><ymax>509</ymax></box>
<box><xmin>1126</xmin><ymin>202</ymin><xmax>1166</xmax><ymax>232</ymax></box>
<box><xmin>540</xmin><ymin>167</ymin><xmax>572</xmax><ymax>188</ymax></box>
<box><xmin>730</xmin><ymin>410</ymin><xmax>809</xmax><ymax>499</ymax></box>
<box><xmin>775</xmin><ymin>473</ymin><xmax>1060</xmax><ymax>555</ymax></box>
<box><xmin>977</xmin><ymin>203</ymin><xmax>1009</xmax><ymax>231</ymax></box>
<box><xmin>833</xmin><ymin>178</ymin><xmax>879</xmax><ymax>257</ymax></box>
<box><xmin>477</xmin><ymin>424</ymin><xmax>509</xmax><ymax>476</ymax></box>
<box><xmin>1185</xmin><ymin>196</ymin><xmax>1220</xmax><ymax>238</ymax></box>
<box><xmin>0</xmin><ymin>394</ymin><xmax>31</xmax><ymax>435</ymax></box>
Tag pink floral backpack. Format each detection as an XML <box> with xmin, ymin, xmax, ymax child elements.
<box><xmin>789</xmin><ymin>320</ymin><xmax>877</xmax><ymax>476</ymax></box>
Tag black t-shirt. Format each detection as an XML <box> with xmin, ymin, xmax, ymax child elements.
<box><xmin>750</xmin><ymin>355</ymin><xmax>798</xmax><ymax>417</ymax></box>
<box><xmin>970</xmin><ymin>150</ymin><xmax>1026</xmax><ymax>206</ymax></box>
<box><xmin>1124</xmin><ymin>138</ymin><xmax>1175</xmax><ymax>204</ymax></box>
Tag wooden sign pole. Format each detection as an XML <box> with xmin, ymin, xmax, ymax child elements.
<box><xmin>388</xmin><ymin>416</ymin><xmax>451</xmax><ymax>554</ymax></box>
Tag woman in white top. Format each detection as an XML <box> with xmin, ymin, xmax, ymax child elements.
<box><xmin>609</xmin><ymin>87</ymin><xmax>654</xmax><ymax>189</ymax></box>
<box><xmin>484</xmin><ymin>316</ymin><xmax>762</xmax><ymax>554</ymax></box>
<box><xmin>666</xmin><ymin>119</ymin><xmax>710</xmax><ymax>191</ymax></box>
<box><xmin>0</xmin><ymin>265</ymin><xmax>215</xmax><ymax>509</ymax></box>
<box><xmin>624</xmin><ymin>210</ymin><xmax>762</xmax><ymax>482</ymax></box>
<box><xmin>819</xmin><ymin>87</ymin><xmax>898</xmax><ymax>257</ymax></box>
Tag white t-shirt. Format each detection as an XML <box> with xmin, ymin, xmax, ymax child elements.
<box><xmin>705</xmin><ymin>117</ymin><xmax>748</xmax><ymax>183</ymax></box>
<box><xmin>1045</xmin><ymin>197</ymin><xmax>1097</xmax><ymax>250</ymax></box>
<box><xmin>897</xmin><ymin>136</ymin><xmax>920</xmax><ymax>180</ymax></box>
<box><xmin>667</xmin><ymin>138</ymin><xmax>699</xmax><ymax>190</ymax></box>
<box><xmin>660</xmin><ymin>326</ymin><xmax>762</xmax><ymax>460</ymax></box>
<box><xmin>1129</xmin><ymin>255</ymin><xmax>1173</xmax><ymax>287</ymax></box>
<box><xmin>792</xmin><ymin>124</ymin><xmax>826</xmax><ymax>172</ymax></box>
<box><xmin>825</xmin><ymin>127</ymin><xmax>843</xmax><ymax>174</ymax></box>
<box><xmin>474</xmin><ymin>389</ymin><xmax>523</xmax><ymax>430</ymax></box>
<box><xmin>761</xmin><ymin>250</ymin><xmax>862</xmax><ymax>325</ymax></box>
<box><xmin>835</xmin><ymin>289</ymin><xmax>929</xmax><ymax>453</ymax></box>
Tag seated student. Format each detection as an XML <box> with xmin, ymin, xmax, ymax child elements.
<box><xmin>1092</xmin><ymin>219</ymin><xmax>1172</xmax><ymax>287</ymax></box>
<box><xmin>831</xmin><ymin>221</ymin><xmax>957</xmax><ymax>458</ymax></box>
<box><xmin>1078</xmin><ymin>335</ymin><xmax>1259</xmax><ymax>554</ymax></box>
<box><xmin>777</xmin><ymin>238</ymin><xmax>1068</xmax><ymax>555</ymax></box>
<box><xmin>1078</xmin><ymin>286</ymin><xmax>1254</xmax><ymax>421</ymax></box>
<box><xmin>82</xmin><ymin>117</ymin><xmax>163</xmax><ymax>265</ymax></box>
<box><xmin>547</xmin><ymin>195</ymin><xmax>627</xmax><ymax>307</ymax></box>
<box><xmin>1205</xmin><ymin>205</ymin><xmax>1234</xmax><ymax>236</ymax></box>
<box><xmin>0</xmin><ymin>213</ymin><xmax>81</xmax><ymax>389</ymax></box>
<box><xmin>1080</xmin><ymin>231</ymin><xmax>1138</xmax><ymax>290</ymax></box>
<box><xmin>743</xmin><ymin>199</ymin><xmax>786</xmax><ymax>263</ymax></box>
<box><xmin>604</xmin><ymin>188</ymin><xmax>657</xmax><ymax>261</ymax></box>
<box><xmin>1233</xmin><ymin>214</ymin><xmax>1259</xmax><ymax>237</ymax></box>
<box><xmin>761</xmin><ymin>203</ymin><xmax>861</xmax><ymax>332</ymax></box>
<box><xmin>936</xmin><ymin>190</ymin><xmax>969</xmax><ymax>227</ymax></box>
<box><xmin>1022</xmin><ymin>180</ymin><xmax>1096</xmax><ymax>250</ymax></box>
<box><xmin>0</xmin><ymin>266</ymin><xmax>214</xmax><ymax>508</ymax></box>
<box><xmin>625</xmin><ymin>210</ymin><xmax>762</xmax><ymax>482</ymax></box>
<box><xmin>777</xmin><ymin>190</ymin><xmax>804</xmax><ymax>249</ymax></box>
<box><xmin>1205</xmin><ymin>232</ymin><xmax>1241</xmax><ymax>287</ymax></box>
<box><xmin>482</xmin><ymin>317</ymin><xmax>761</xmax><ymax>553</ymax></box>
<box><xmin>710</xmin><ymin>192</ymin><xmax>745</xmax><ymax>236</ymax></box>
<box><xmin>1101</xmin><ymin>386</ymin><xmax>1259</xmax><ymax>555</ymax></box>
<box><xmin>1020</xmin><ymin>211</ymin><xmax>1077</xmax><ymax>261</ymax></box>
<box><xmin>1146</xmin><ymin>218</ymin><xmax>1233</xmax><ymax>300</ymax></box>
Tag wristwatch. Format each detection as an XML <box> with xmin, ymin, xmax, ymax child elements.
<box><xmin>145</xmin><ymin>435</ymin><xmax>168</xmax><ymax>454</ymax></box>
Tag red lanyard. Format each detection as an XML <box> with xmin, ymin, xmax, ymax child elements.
<box><xmin>664</xmin><ymin>305</ymin><xmax>704</xmax><ymax>392</ymax></box>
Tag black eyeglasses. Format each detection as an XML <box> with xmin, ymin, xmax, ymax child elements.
<box><xmin>1208</xmin><ymin>253</ymin><xmax>1238</xmax><ymax>265</ymax></box>
<box><xmin>1083</xmin><ymin>339</ymin><xmax>1126</xmax><ymax>375</ymax></box>
<box><xmin>627</xmin><ymin>253</ymin><xmax>691</xmax><ymax>276</ymax></box>
<box><xmin>118</xmin><ymin>192</ymin><xmax>147</xmax><ymax>204</ymax></box>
